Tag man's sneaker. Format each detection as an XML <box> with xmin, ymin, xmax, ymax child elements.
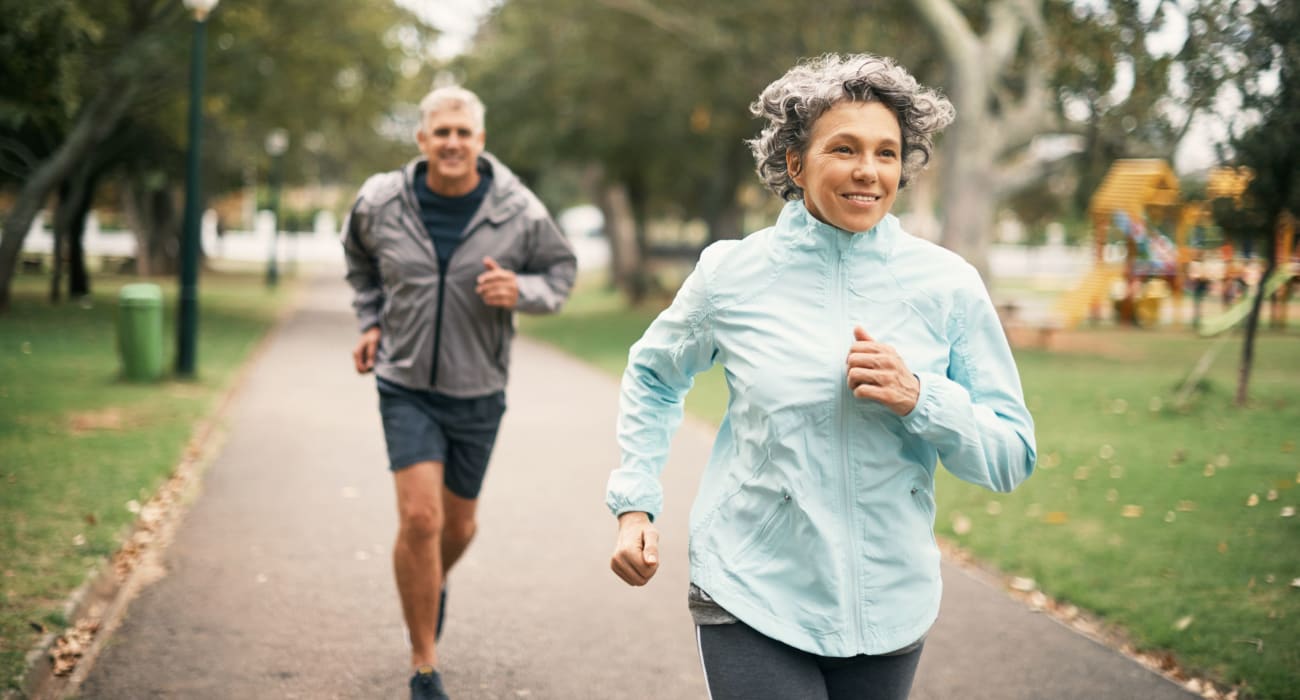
<box><xmin>435</xmin><ymin>585</ymin><xmax>447</xmax><ymax>640</ymax></box>
<box><xmin>409</xmin><ymin>665</ymin><xmax>449</xmax><ymax>700</ymax></box>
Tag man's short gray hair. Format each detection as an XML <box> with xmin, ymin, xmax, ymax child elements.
<box><xmin>748</xmin><ymin>54</ymin><xmax>955</xmax><ymax>200</ymax></box>
<box><xmin>418</xmin><ymin>85</ymin><xmax>486</xmax><ymax>133</ymax></box>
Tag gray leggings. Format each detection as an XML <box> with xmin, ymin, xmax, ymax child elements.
<box><xmin>696</xmin><ymin>622</ymin><xmax>923</xmax><ymax>700</ymax></box>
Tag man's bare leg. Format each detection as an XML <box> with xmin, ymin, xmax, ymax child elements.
<box><xmin>393</xmin><ymin>461</ymin><xmax>444</xmax><ymax>670</ymax></box>
<box><xmin>441</xmin><ymin>490</ymin><xmax>479</xmax><ymax>573</ymax></box>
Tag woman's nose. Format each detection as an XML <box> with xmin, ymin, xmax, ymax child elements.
<box><xmin>853</xmin><ymin>157</ymin><xmax>877</xmax><ymax>182</ymax></box>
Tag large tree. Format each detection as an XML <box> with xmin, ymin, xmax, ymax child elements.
<box><xmin>906</xmin><ymin>0</ymin><xmax>1240</xmax><ymax>281</ymax></box>
<box><xmin>1212</xmin><ymin>0</ymin><xmax>1298</xmax><ymax>405</ymax></box>
<box><xmin>0</xmin><ymin>0</ymin><xmax>436</xmax><ymax>309</ymax></box>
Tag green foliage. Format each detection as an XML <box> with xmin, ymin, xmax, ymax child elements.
<box><xmin>522</xmin><ymin>281</ymin><xmax>1300</xmax><ymax>700</ymax></box>
<box><xmin>0</xmin><ymin>0</ymin><xmax>437</xmax><ymax>194</ymax></box>
<box><xmin>199</xmin><ymin>0</ymin><xmax>438</xmax><ymax>190</ymax></box>
<box><xmin>0</xmin><ymin>271</ymin><xmax>292</xmax><ymax>691</ymax></box>
<box><xmin>1212</xmin><ymin>0</ymin><xmax>1300</xmax><ymax>252</ymax></box>
<box><xmin>457</xmin><ymin>0</ymin><xmax>927</xmax><ymax>225</ymax></box>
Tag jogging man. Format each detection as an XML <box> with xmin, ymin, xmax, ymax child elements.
<box><xmin>342</xmin><ymin>85</ymin><xmax>576</xmax><ymax>700</ymax></box>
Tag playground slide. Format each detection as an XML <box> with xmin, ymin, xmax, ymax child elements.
<box><xmin>1197</xmin><ymin>269</ymin><xmax>1293</xmax><ymax>337</ymax></box>
<box><xmin>1055</xmin><ymin>262</ymin><xmax>1122</xmax><ymax>328</ymax></box>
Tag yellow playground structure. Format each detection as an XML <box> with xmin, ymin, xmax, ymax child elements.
<box><xmin>1056</xmin><ymin>159</ymin><xmax>1297</xmax><ymax>331</ymax></box>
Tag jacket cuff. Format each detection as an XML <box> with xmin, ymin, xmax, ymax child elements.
<box><xmin>901</xmin><ymin>371</ymin><xmax>945</xmax><ymax>435</ymax></box>
<box><xmin>605</xmin><ymin>472</ymin><xmax>664</xmax><ymax>522</ymax></box>
<box><xmin>357</xmin><ymin>312</ymin><xmax>380</xmax><ymax>334</ymax></box>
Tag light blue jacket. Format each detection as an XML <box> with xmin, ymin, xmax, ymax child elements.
<box><xmin>606</xmin><ymin>200</ymin><xmax>1036</xmax><ymax>657</ymax></box>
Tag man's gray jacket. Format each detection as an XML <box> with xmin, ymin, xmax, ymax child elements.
<box><xmin>342</xmin><ymin>152</ymin><xmax>576</xmax><ymax>397</ymax></box>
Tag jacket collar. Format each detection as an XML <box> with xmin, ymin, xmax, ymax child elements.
<box><xmin>401</xmin><ymin>151</ymin><xmax>527</xmax><ymax>226</ymax></box>
<box><xmin>774</xmin><ymin>199</ymin><xmax>901</xmax><ymax>261</ymax></box>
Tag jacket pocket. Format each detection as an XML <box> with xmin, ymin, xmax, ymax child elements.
<box><xmin>726</xmin><ymin>488</ymin><xmax>792</xmax><ymax>564</ymax></box>
<box><xmin>910</xmin><ymin>478</ymin><xmax>936</xmax><ymax>541</ymax></box>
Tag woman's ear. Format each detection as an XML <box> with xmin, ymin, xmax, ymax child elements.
<box><xmin>786</xmin><ymin>150</ymin><xmax>803</xmax><ymax>187</ymax></box>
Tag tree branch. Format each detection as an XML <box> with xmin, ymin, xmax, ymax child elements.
<box><xmin>994</xmin><ymin>149</ymin><xmax>1076</xmax><ymax>198</ymax></box>
<box><xmin>0</xmin><ymin>137</ymin><xmax>39</xmax><ymax>178</ymax></box>
<box><xmin>591</xmin><ymin>0</ymin><xmax>725</xmax><ymax>50</ymax></box>
<box><xmin>984</xmin><ymin>0</ymin><xmax>1025</xmax><ymax>71</ymax></box>
<box><xmin>908</xmin><ymin>0</ymin><xmax>980</xmax><ymax>66</ymax></box>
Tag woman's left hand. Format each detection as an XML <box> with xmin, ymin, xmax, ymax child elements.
<box><xmin>846</xmin><ymin>326</ymin><xmax>920</xmax><ymax>416</ymax></box>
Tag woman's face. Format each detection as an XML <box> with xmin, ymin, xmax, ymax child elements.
<box><xmin>788</xmin><ymin>101</ymin><xmax>902</xmax><ymax>233</ymax></box>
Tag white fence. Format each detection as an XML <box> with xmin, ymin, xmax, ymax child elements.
<box><xmin>21</xmin><ymin>210</ymin><xmax>345</xmax><ymax>265</ymax></box>
<box><xmin>22</xmin><ymin>209</ymin><xmax>1094</xmax><ymax>282</ymax></box>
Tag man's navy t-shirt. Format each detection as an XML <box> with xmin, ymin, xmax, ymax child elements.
<box><xmin>413</xmin><ymin>159</ymin><xmax>492</xmax><ymax>270</ymax></box>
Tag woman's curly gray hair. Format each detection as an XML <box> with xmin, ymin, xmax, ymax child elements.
<box><xmin>748</xmin><ymin>54</ymin><xmax>955</xmax><ymax>199</ymax></box>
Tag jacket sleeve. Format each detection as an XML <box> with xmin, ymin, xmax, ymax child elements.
<box><xmin>340</xmin><ymin>198</ymin><xmax>383</xmax><ymax>333</ymax></box>
<box><xmin>606</xmin><ymin>257</ymin><xmax>718</xmax><ymax>521</ymax></box>
<box><xmin>900</xmin><ymin>280</ymin><xmax>1037</xmax><ymax>492</ymax></box>
<box><xmin>514</xmin><ymin>214</ymin><xmax>577</xmax><ymax>314</ymax></box>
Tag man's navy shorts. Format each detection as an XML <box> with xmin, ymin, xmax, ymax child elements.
<box><xmin>376</xmin><ymin>377</ymin><xmax>507</xmax><ymax>499</ymax></box>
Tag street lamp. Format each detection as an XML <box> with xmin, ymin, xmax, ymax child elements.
<box><xmin>175</xmin><ymin>0</ymin><xmax>220</xmax><ymax>378</ymax></box>
<box><xmin>264</xmin><ymin>128</ymin><xmax>289</xmax><ymax>287</ymax></box>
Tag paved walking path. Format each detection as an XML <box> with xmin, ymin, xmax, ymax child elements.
<box><xmin>79</xmin><ymin>271</ymin><xmax>1195</xmax><ymax>699</ymax></box>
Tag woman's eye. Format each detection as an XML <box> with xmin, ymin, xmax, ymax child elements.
<box><xmin>880</xmin><ymin>149</ymin><xmax>898</xmax><ymax>159</ymax></box>
<box><xmin>833</xmin><ymin>145</ymin><xmax>853</xmax><ymax>154</ymax></box>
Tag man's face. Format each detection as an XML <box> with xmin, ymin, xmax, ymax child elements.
<box><xmin>416</xmin><ymin>107</ymin><xmax>486</xmax><ymax>195</ymax></box>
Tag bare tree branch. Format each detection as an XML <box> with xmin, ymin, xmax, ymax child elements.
<box><xmin>994</xmin><ymin>149</ymin><xmax>1075</xmax><ymax>197</ymax></box>
<box><xmin>984</xmin><ymin>0</ymin><xmax>1025</xmax><ymax>71</ymax></box>
<box><xmin>0</xmin><ymin>137</ymin><xmax>40</xmax><ymax>178</ymax></box>
<box><xmin>909</xmin><ymin>0</ymin><xmax>980</xmax><ymax>65</ymax></box>
<box><xmin>591</xmin><ymin>0</ymin><xmax>725</xmax><ymax>50</ymax></box>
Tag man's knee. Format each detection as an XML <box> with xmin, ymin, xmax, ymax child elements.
<box><xmin>444</xmin><ymin>516</ymin><xmax>477</xmax><ymax>547</ymax></box>
<box><xmin>399</xmin><ymin>503</ymin><xmax>445</xmax><ymax>541</ymax></box>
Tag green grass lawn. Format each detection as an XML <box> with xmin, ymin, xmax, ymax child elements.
<box><xmin>522</xmin><ymin>277</ymin><xmax>1300</xmax><ymax>700</ymax></box>
<box><xmin>0</xmin><ymin>270</ymin><xmax>293</xmax><ymax>691</ymax></box>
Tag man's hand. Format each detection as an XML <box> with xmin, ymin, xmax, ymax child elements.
<box><xmin>846</xmin><ymin>326</ymin><xmax>920</xmax><ymax>416</ymax></box>
<box><xmin>610</xmin><ymin>511</ymin><xmax>659</xmax><ymax>586</ymax></box>
<box><xmin>352</xmin><ymin>326</ymin><xmax>382</xmax><ymax>374</ymax></box>
<box><xmin>475</xmin><ymin>256</ymin><xmax>519</xmax><ymax>309</ymax></box>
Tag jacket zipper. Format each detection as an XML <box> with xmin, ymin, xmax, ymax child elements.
<box><xmin>429</xmin><ymin>255</ymin><xmax>449</xmax><ymax>386</ymax></box>
<box><xmin>833</xmin><ymin>238</ymin><xmax>865</xmax><ymax>648</ymax></box>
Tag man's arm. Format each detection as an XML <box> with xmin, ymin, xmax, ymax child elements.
<box><xmin>513</xmin><ymin>215</ymin><xmax>577</xmax><ymax>314</ymax></box>
<box><xmin>341</xmin><ymin>198</ymin><xmax>385</xmax><ymax>372</ymax></box>
<box><xmin>341</xmin><ymin>200</ymin><xmax>384</xmax><ymax>329</ymax></box>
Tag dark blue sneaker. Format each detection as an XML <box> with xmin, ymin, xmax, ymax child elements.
<box><xmin>435</xmin><ymin>585</ymin><xmax>447</xmax><ymax>640</ymax></box>
<box><xmin>410</xmin><ymin>665</ymin><xmax>449</xmax><ymax>700</ymax></box>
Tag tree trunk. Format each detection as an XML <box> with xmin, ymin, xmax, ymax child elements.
<box><xmin>67</xmin><ymin>168</ymin><xmax>99</xmax><ymax>297</ymax></box>
<box><xmin>938</xmin><ymin>129</ymin><xmax>997</xmax><ymax>281</ymax></box>
<box><xmin>0</xmin><ymin>81</ymin><xmax>137</xmax><ymax>311</ymax></box>
<box><xmin>1236</xmin><ymin>255</ymin><xmax>1275</xmax><ymax>406</ymax></box>
<box><xmin>49</xmin><ymin>182</ymin><xmax>66</xmax><ymax>303</ymax></box>
<box><xmin>583</xmin><ymin>164</ymin><xmax>649</xmax><ymax>303</ymax></box>
<box><xmin>121</xmin><ymin>175</ymin><xmax>180</xmax><ymax>277</ymax></box>
<box><xmin>121</xmin><ymin>177</ymin><xmax>150</xmax><ymax>277</ymax></box>
<box><xmin>50</xmin><ymin>164</ymin><xmax>98</xmax><ymax>300</ymax></box>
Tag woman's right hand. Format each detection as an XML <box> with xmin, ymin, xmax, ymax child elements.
<box><xmin>610</xmin><ymin>511</ymin><xmax>659</xmax><ymax>586</ymax></box>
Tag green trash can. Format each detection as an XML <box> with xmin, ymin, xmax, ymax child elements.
<box><xmin>117</xmin><ymin>283</ymin><xmax>164</xmax><ymax>381</ymax></box>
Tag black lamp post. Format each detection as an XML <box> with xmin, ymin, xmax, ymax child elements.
<box><xmin>176</xmin><ymin>0</ymin><xmax>220</xmax><ymax>378</ymax></box>
<box><xmin>264</xmin><ymin>128</ymin><xmax>288</xmax><ymax>287</ymax></box>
